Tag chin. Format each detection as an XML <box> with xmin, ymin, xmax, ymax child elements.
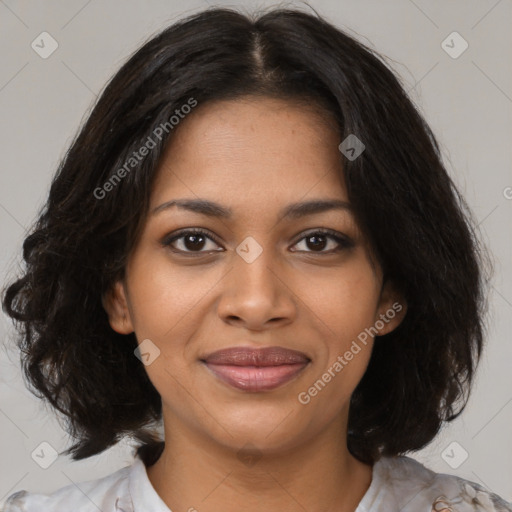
<box><xmin>204</xmin><ymin>407</ymin><xmax>310</xmax><ymax>453</ymax></box>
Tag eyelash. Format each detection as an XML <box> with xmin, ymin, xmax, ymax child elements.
<box><xmin>161</xmin><ymin>228</ymin><xmax>353</xmax><ymax>255</ymax></box>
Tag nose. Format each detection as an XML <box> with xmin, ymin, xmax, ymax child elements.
<box><xmin>217</xmin><ymin>242</ymin><xmax>297</xmax><ymax>331</ymax></box>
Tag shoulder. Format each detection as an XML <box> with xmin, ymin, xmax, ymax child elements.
<box><xmin>374</xmin><ymin>455</ymin><xmax>512</xmax><ymax>512</ymax></box>
<box><xmin>0</xmin><ymin>461</ymin><xmax>134</xmax><ymax>512</ymax></box>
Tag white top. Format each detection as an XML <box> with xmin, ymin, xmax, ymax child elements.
<box><xmin>1</xmin><ymin>454</ymin><xmax>511</xmax><ymax>511</ymax></box>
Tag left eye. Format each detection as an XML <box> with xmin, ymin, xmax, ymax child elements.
<box><xmin>162</xmin><ymin>229</ymin><xmax>352</xmax><ymax>254</ymax></box>
<box><xmin>292</xmin><ymin>230</ymin><xmax>353</xmax><ymax>253</ymax></box>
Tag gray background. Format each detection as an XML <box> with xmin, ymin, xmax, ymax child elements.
<box><xmin>1</xmin><ymin>0</ymin><xmax>511</xmax><ymax>504</ymax></box>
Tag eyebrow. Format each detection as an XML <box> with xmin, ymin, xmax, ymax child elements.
<box><xmin>152</xmin><ymin>198</ymin><xmax>354</xmax><ymax>220</ymax></box>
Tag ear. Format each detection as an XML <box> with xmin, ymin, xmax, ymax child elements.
<box><xmin>374</xmin><ymin>278</ymin><xmax>407</xmax><ymax>337</ymax></box>
<box><xmin>102</xmin><ymin>280</ymin><xmax>134</xmax><ymax>334</ymax></box>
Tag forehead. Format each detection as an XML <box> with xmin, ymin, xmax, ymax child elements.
<box><xmin>151</xmin><ymin>96</ymin><xmax>348</xmax><ymax>214</ymax></box>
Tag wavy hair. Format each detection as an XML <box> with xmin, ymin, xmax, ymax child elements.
<box><xmin>2</xmin><ymin>6</ymin><xmax>492</xmax><ymax>467</ymax></box>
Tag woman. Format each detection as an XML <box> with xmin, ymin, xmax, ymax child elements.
<box><xmin>2</xmin><ymin>6</ymin><xmax>510</xmax><ymax>512</ymax></box>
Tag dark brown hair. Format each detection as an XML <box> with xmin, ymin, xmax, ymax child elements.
<box><xmin>2</xmin><ymin>6</ymin><xmax>492</xmax><ymax>467</ymax></box>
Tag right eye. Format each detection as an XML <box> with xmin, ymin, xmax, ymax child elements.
<box><xmin>161</xmin><ymin>228</ymin><xmax>224</xmax><ymax>254</ymax></box>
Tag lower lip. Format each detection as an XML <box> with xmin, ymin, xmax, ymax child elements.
<box><xmin>203</xmin><ymin>362</ymin><xmax>309</xmax><ymax>391</ymax></box>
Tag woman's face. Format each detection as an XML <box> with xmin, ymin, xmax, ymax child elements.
<box><xmin>105</xmin><ymin>96</ymin><xmax>406</xmax><ymax>455</ymax></box>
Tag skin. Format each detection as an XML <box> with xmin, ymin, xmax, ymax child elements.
<box><xmin>103</xmin><ymin>96</ymin><xmax>407</xmax><ymax>512</ymax></box>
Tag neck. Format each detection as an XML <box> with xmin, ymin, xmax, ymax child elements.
<box><xmin>146</xmin><ymin>420</ymin><xmax>373</xmax><ymax>512</ymax></box>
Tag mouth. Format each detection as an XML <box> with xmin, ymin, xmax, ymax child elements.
<box><xmin>201</xmin><ymin>346</ymin><xmax>311</xmax><ymax>392</ymax></box>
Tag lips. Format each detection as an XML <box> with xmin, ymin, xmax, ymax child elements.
<box><xmin>203</xmin><ymin>346</ymin><xmax>310</xmax><ymax>366</ymax></box>
<box><xmin>201</xmin><ymin>346</ymin><xmax>310</xmax><ymax>392</ymax></box>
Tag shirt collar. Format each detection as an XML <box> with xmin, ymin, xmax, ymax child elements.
<box><xmin>129</xmin><ymin>456</ymin><xmax>173</xmax><ymax>511</ymax></box>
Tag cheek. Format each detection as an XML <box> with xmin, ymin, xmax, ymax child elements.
<box><xmin>127</xmin><ymin>252</ymin><xmax>221</xmax><ymax>339</ymax></box>
<box><xmin>125</xmin><ymin>253</ymin><xmax>226</xmax><ymax>389</ymax></box>
<box><xmin>301</xmin><ymin>260</ymin><xmax>381</xmax><ymax>339</ymax></box>
<box><xmin>303</xmin><ymin>271</ymin><xmax>378</xmax><ymax>410</ymax></box>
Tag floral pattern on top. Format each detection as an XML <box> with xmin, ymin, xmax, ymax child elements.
<box><xmin>431</xmin><ymin>478</ymin><xmax>512</xmax><ymax>512</ymax></box>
